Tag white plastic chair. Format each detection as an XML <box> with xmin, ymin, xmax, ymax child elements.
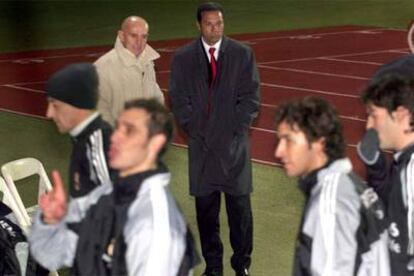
<box><xmin>0</xmin><ymin>176</ymin><xmax>28</xmax><ymax>230</ymax></box>
<box><xmin>1</xmin><ymin>157</ymin><xmax>52</xmax><ymax>229</ymax></box>
<box><xmin>1</xmin><ymin>161</ymin><xmax>59</xmax><ymax>276</ymax></box>
<box><xmin>1</xmin><ymin>176</ymin><xmax>59</xmax><ymax>276</ymax></box>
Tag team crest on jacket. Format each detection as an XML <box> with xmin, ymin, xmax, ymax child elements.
<box><xmin>360</xmin><ymin>188</ymin><xmax>378</xmax><ymax>207</ymax></box>
<box><xmin>73</xmin><ymin>172</ymin><xmax>81</xmax><ymax>191</ymax></box>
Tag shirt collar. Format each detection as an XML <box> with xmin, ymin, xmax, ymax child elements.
<box><xmin>394</xmin><ymin>142</ymin><xmax>414</xmax><ymax>163</ymax></box>
<box><xmin>201</xmin><ymin>37</ymin><xmax>222</xmax><ymax>62</ymax></box>
<box><xmin>70</xmin><ymin>112</ymin><xmax>100</xmax><ymax>137</ymax></box>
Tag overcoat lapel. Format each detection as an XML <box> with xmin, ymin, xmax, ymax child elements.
<box><xmin>195</xmin><ymin>39</ymin><xmax>210</xmax><ymax>105</ymax></box>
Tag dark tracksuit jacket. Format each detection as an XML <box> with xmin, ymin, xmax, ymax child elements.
<box><xmin>293</xmin><ymin>158</ymin><xmax>390</xmax><ymax>276</ymax></box>
<box><xmin>365</xmin><ymin>144</ymin><xmax>414</xmax><ymax>275</ymax></box>
<box><xmin>69</xmin><ymin>113</ymin><xmax>112</xmax><ymax>198</ymax></box>
<box><xmin>29</xmin><ymin>165</ymin><xmax>199</xmax><ymax>275</ymax></box>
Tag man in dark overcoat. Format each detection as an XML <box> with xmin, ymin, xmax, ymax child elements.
<box><xmin>169</xmin><ymin>2</ymin><xmax>260</xmax><ymax>276</ymax></box>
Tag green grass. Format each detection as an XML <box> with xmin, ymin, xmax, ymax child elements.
<box><xmin>165</xmin><ymin>146</ymin><xmax>303</xmax><ymax>275</ymax></box>
<box><xmin>0</xmin><ymin>1</ymin><xmax>414</xmax><ymax>52</ymax></box>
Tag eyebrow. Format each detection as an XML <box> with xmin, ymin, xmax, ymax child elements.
<box><xmin>277</xmin><ymin>133</ymin><xmax>290</xmax><ymax>139</ymax></box>
<box><xmin>117</xmin><ymin>119</ymin><xmax>136</xmax><ymax>129</ymax></box>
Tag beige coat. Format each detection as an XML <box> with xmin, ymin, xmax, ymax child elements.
<box><xmin>94</xmin><ymin>37</ymin><xmax>164</xmax><ymax>125</ymax></box>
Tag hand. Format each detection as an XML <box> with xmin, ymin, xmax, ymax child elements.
<box><xmin>39</xmin><ymin>170</ymin><xmax>67</xmax><ymax>224</ymax></box>
<box><xmin>357</xmin><ymin>128</ymin><xmax>380</xmax><ymax>165</ymax></box>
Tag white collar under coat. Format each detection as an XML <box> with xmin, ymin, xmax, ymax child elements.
<box><xmin>201</xmin><ymin>37</ymin><xmax>222</xmax><ymax>62</ymax></box>
<box><xmin>114</xmin><ymin>36</ymin><xmax>160</xmax><ymax>68</ymax></box>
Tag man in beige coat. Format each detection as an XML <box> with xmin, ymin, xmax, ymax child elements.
<box><xmin>95</xmin><ymin>16</ymin><xmax>164</xmax><ymax>126</ymax></box>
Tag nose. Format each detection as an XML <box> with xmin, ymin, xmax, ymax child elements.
<box><xmin>274</xmin><ymin>140</ymin><xmax>284</xmax><ymax>159</ymax></box>
<box><xmin>46</xmin><ymin>103</ymin><xmax>53</xmax><ymax>119</ymax></box>
<box><xmin>110</xmin><ymin>129</ymin><xmax>119</xmax><ymax>145</ymax></box>
<box><xmin>110</xmin><ymin>127</ymin><xmax>123</xmax><ymax>147</ymax></box>
<box><xmin>366</xmin><ymin>116</ymin><xmax>373</xmax><ymax>130</ymax></box>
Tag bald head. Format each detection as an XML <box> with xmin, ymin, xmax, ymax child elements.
<box><xmin>121</xmin><ymin>16</ymin><xmax>148</xmax><ymax>31</ymax></box>
<box><xmin>118</xmin><ymin>16</ymin><xmax>149</xmax><ymax>57</ymax></box>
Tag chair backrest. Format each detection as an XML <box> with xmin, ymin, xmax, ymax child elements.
<box><xmin>0</xmin><ymin>176</ymin><xmax>29</xmax><ymax>232</ymax></box>
<box><xmin>1</xmin><ymin>157</ymin><xmax>53</xmax><ymax>227</ymax></box>
<box><xmin>1</xmin><ymin>165</ymin><xmax>60</xmax><ymax>275</ymax></box>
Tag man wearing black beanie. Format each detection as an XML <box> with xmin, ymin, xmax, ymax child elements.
<box><xmin>46</xmin><ymin>63</ymin><xmax>113</xmax><ymax>198</ymax></box>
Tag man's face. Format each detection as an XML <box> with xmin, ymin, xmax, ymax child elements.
<box><xmin>197</xmin><ymin>10</ymin><xmax>224</xmax><ymax>45</ymax></box>
<box><xmin>366</xmin><ymin>104</ymin><xmax>400</xmax><ymax>151</ymax></box>
<box><xmin>119</xmin><ymin>20</ymin><xmax>148</xmax><ymax>57</ymax></box>
<box><xmin>274</xmin><ymin>121</ymin><xmax>324</xmax><ymax>177</ymax></box>
<box><xmin>109</xmin><ymin>108</ymin><xmax>153</xmax><ymax>176</ymax></box>
<box><xmin>46</xmin><ymin>99</ymin><xmax>78</xmax><ymax>133</ymax></box>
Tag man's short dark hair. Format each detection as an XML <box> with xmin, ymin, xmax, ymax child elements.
<box><xmin>362</xmin><ymin>74</ymin><xmax>414</xmax><ymax>130</ymax></box>
<box><xmin>196</xmin><ymin>2</ymin><xmax>224</xmax><ymax>23</ymax></box>
<box><xmin>124</xmin><ymin>98</ymin><xmax>173</xmax><ymax>157</ymax></box>
<box><xmin>274</xmin><ymin>96</ymin><xmax>345</xmax><ymax>161</ymax></box>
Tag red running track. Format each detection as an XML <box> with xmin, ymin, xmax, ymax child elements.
<box><xmin>0</xmin><ymin>25</ymin><xmax>409</xmax><ymax>176</ymax></box>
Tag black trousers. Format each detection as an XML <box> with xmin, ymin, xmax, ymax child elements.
<box><xmin>195</xmin><ymin>191</ymin><xmax>253</xmax><ymax>272</ymax></box>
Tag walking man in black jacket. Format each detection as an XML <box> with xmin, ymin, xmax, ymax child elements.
<box><xmin>46</xmin><ymin>63</ymin><xmax>113</xmax><ymax>198</ymax></box>
<box><xmin>358</xmin><ymin>55</ymin><xmax>414</xmax><ymax>275</ymax></box>
<box><xmin>275</xmin><ymin>97</ymin><xmax>390</xmax><ymax>275</ymax></box>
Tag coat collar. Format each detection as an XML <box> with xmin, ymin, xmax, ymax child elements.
<box><xmin>113</xmin><ymin>162</ymin><xmax>168</xmax><ymax>204</ymax></box>
<box><xmin>218</xmin><ymin>35</ymin><xmax>230</xmax><ymax>54</ymax></box>
<box><xmin>114</xmin><ymin>36</ymin><xmax>160</xmax><ymax>68</ymax></box>
<box><xmin>71</xmin><ymin>114</ymin><xmax>105</xmax><ymax>142</ymax></box>
<box><xmin>317</xmin><ymin>158</ymin><xmax>352</xmax><ymax>181</ymax></box>
<box><xmin>394</xmin><ymin>142</ymin><xmax>414</xmax><ymax>164</ymax></box>
<box><xmin>298</xmin><ymin>158</ymin><xmax>352</xmax><ymax>197</ymax></box>
<box><xmin>70</xmin><ymin>112</ymin><xmax>100</xmax><ymax>137</ymax></box>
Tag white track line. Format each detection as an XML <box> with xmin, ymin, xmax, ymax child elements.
<box><xmin>318</xmin><ymin>57</ymin><xmax>382</xmax><ymax>66</ymax></box>
<box><xmin>340</xmin><ymin>115</ymin><xmax>366</xmax><ymax>122</ymax></box>
<box><xmin>252</xmin><ymin>158</ymin><xmax>280</xmax><ymax>166</ymax></box>
<box><xmin>5</xmin><ymin>80</ymin><xmax>46</xmax><ymax>86</ymax></box>
<box><xmin>259</xmin><ymin>48</ymin><xmax>408</xmax><ymax>65</ymax></box>
<box><xmin>2</xmin><ymin>84</ymin><xmax>45</xmax><ymax>94</ymax></box>
<box><xmin>258</xmin><ymin>64</ymin><xmax>369</xmax><ymax>80</ymax></box>
<box><xmin>157</xmin><ymin>70</ymin><xmax>171</xmax><ymax>74</ymax></box>
<box><xmin>389</xmin><ymin>49</ymin><xmax>410</xmax><ymax>54</ymax></box>
<box><xmin>0</xmin><ymin>51</ymin><xmax>106</xmax><ymax>63</ymax></box>
<box><xmin>0</xmin><ymin>108</ymin><xmax>45</xmax><ymax>119</ymax></box>
<box><xmin>261</xmin><ymin>82</ymin><xmax>360</xmax><ymax>98</ymax></box>
<box><xmin>251</xmin><ymin>126</ymin><xmax>276</xmax><ymax>134</ymax></box>
<box><xmin>245</xmin><ymin>27</ymin><xmax>402</xmax><ymax>42</ymax></box>
<box><xmin>260</xmin><ymin>102</ymin><xmax>366</xmax><ymax>122</ymax></box>
<box><xmin>333</xmin><ymin>48</ymin><xmax>408</xmax><ymax>57</ymax></box>
<box><xmin>261</xmin><ymin>102</ymin><xmax>278</xmax><ymax>108</ymax></box>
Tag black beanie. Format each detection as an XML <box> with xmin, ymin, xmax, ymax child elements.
<box><xmin>46</xmin><ymin>63</ymin><xmax>98</xmax><ymax>109</ymax></box>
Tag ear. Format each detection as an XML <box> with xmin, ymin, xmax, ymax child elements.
<box><xmin>311</xmin><ymin>137</ymin><xmax>326</xmax><ymax>154</ymax></box>
<box><xmin>148</xmin><ymin>134</ymin><xmax>167</xmax><ymax>159</ymax></box>
<box><xmin>394</xmin><ymin>106</ymin><xmax>410</xmax><ymax>123</ymax></box>
<box><xmin>196</xmin><ymin>21</ymin><xmax>201</xmax><ymax>32</ymax></box>
<box><xmin>118</xmin><ymin>30</ymin><xmax>125</xmax><ymax>43</ymax></box>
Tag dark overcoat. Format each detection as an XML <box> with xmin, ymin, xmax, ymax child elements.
<box><xmin>169</xmin><ymin>36</ymin><xmax>260</xmax><ymax>196</ymax></box>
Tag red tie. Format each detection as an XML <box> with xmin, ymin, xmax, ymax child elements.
<box><xmin>209</xmin><ymin>47</ymin><xmax>217</xmax><ymax>87</ymax></box>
